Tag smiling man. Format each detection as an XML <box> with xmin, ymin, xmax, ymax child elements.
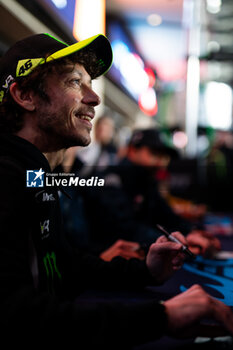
<box><xmin>0</xmin><ymin>33</ymin><xmax>232</xmax><ymax>348</ymax></box>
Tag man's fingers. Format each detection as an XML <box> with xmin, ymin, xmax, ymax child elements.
<box><xmin>188</xmin><ymin>245</ymin><xmax>202</xmax><ymax>255</ymax></box>
<box><xmin>186</xmin><ymin>232</ymin><xmax>221</xmax><ymax>256</ymax></box>
<box><xmin>115</xmin><ymin>239</ymin><xmax>141</xmax><ymax>251</ymax></box>
<box><xmin>156</xmin><ymin>232</ymin><xmax>187</xmax><ymax>247</ymax></box>
<box><xmin>170</xmin><ymin>231</ymin><xmax>188</xmax><ymax>246</ymax></box>
<box><xmin>154</xmin><ymin>241</ymin><xmax>183</xmax><ymax>252</ymax></box>
<box><xmin>211</xmin><ymin>298</ymin><xmax>233</xmax><ymax>335</ymax></box>
<box><xmin>172</xmin><ymin>254</ymin><xmax>185</xmax><ymax>266</ymax></box>
<box><xmin>156</xmin><ymin>235</ymin><xmax>168</xmax><ymax>243</ymax></box>
<box><xmin>184</xmin><ymin>286</ymin><xmax>233</xmax><ymax>335</ymax></box>
<box><xmin>118</xmin><ymin>251</ymin><xmax>145</xmax><ymax>260</ymax></box>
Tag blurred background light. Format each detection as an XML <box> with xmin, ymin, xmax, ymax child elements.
<box><xmin>207</xmin><ymin>40</ymin><xmax>220</xmax><ymax>53</ymax></box>
<box><xmin>185</xmin><ymin>55</ymin><xmax>200</xmax><ymax>156</ymax></box>
<box><xmin>173</xmin><ymin>131</ymin><xmax>188</xmax><ymax>149</ymax></box>
<box><xmin>138</xmin><ymin>87</ymin><xmax>157</xmax><ymax>116</ymax></box>
<box><xmin>206</xmin><ymin>0</ymin><xmax>222</xmax><ymax>14</ymax></box>
<box><xmin>73</xmin><ymin>0</ymin><xmax>105</xmax><ymax>40</ymax></box>
<box><xmin>51</xmin><ymin>0</ymin><xmax>67</xmax><ymax>9</ymax></box>
<box><xmin>204</xmin><ymin>82</ymin><xmax>232</xmax><ymax>130</ymax></box>
<box><xmin>147</xmin><ymin>13</ymin><xmax>162</xmax><ymax>27</ymax></box>
<box><xmin>112</xmin><ymin>39</ymin><xmax>156</xmax><ymax>102</ymax></box>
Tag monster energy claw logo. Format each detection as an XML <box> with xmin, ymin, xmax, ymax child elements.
<box><xmin>43</xmin><ymin>252</ymin><xmax>62</xmax><ymax>294</ymax></box>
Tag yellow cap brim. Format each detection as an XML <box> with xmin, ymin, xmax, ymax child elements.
<box><xmin>46</xmin><ymin>34</ymin><xmax>113</xmax><ymax>77</ymax></box>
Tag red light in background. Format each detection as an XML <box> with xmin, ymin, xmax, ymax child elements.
<box><xmin>145</xmin><ymin>67</ymin><xmax>156</xmax><ymax>87</ymax></box>
<box><xmin>138</xmin><ymin>87</ymin><xmax>158</xmax><ymax>116</ymax></box>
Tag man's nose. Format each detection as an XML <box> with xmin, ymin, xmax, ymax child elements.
<box><xmin>82</xmin><ymin>85</ymin><xmax>101</xmax><ymax>106</ymax></box>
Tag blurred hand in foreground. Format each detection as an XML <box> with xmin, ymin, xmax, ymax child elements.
<box><xmin>187</xmin><ymin>230</ymin><xmax>221</xmax><ymax>257</ymax></box>
<box><xmin>164</xmin><ymin>284</ymin><xmax>233</xmax><ymax>338</ymax></box>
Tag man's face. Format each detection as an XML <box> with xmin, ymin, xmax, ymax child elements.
<box><xmin>33</xmin><ymin>63</ymin><xmax>100</xmax><ymax>150</ymax></box>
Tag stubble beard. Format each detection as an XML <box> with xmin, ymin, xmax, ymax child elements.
<box><xmin>36</xmin><ymin>105</ymin><xmax>92</xmax><ymax>151</ymax></box>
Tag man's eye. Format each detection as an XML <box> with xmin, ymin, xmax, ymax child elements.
<box><xmin>71</xmin><ymin>79</ymin><xmax>81</xmax><ymax>86</ymax></box>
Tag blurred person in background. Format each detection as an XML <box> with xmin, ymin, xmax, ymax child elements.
<box><xmin>78</xmin><ymin>113</ymin><xmax>118</xmax><ymax>176</ymax></box>
<box><xmin>83</xmin><ymin>128</ymin><xmax>221</xmax><ymax>256</ymax></box>
<box><xmin>205</xmin><ymin>129</ymin><xmax>233</xmax><ymax>213</ymax></box>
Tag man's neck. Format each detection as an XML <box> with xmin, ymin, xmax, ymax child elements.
<box><xmin>43</xmin><ymin>150</ymin><xmax>66</xmax><ymax>171</ymax></box>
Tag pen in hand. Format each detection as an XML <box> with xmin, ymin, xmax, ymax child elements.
<box><xmin>156</xmin><ymin>224</ymin><xmax>196</xmax><ymax>260</ymax></box>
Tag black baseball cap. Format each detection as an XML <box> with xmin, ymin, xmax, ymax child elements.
<box><xmin>0</xmin><ymin>33</ymin><xmax>113</xmax><ymax>103</ymax></box>
<box><xmin>129</xmin><ymin>128</ymin><xmax>178</xmax><ymax>158</ymax></box>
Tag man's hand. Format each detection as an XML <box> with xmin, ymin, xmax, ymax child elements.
<box><xmin>100</xmin><ymin>239</ymin><xmax>145</xmax><ymax>261</ymax></box>
<box><xmin>146</xmin><ymin>232</ymin><xmax>187</xmax><ymax>284</ymax></box>
<box><xmin>164</xmin><ymin>284</ymin><xmax>233</xmax><ymax>337</ymax></box>
<box><xmin>187</xmin><ymin>230</ymin><xmax>221</xmax><ymax>257</ymax></box>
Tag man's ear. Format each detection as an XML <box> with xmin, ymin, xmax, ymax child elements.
<box><xmin>9</xmin><ymin>82</ymin><xmax>35</xmax><ymax>111</ymax></box>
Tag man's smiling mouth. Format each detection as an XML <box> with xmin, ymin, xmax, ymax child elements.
<box><xmin>78</xmin><ymin>115</ymin><xmax>92</xmax><ymax>122</ymax></box>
